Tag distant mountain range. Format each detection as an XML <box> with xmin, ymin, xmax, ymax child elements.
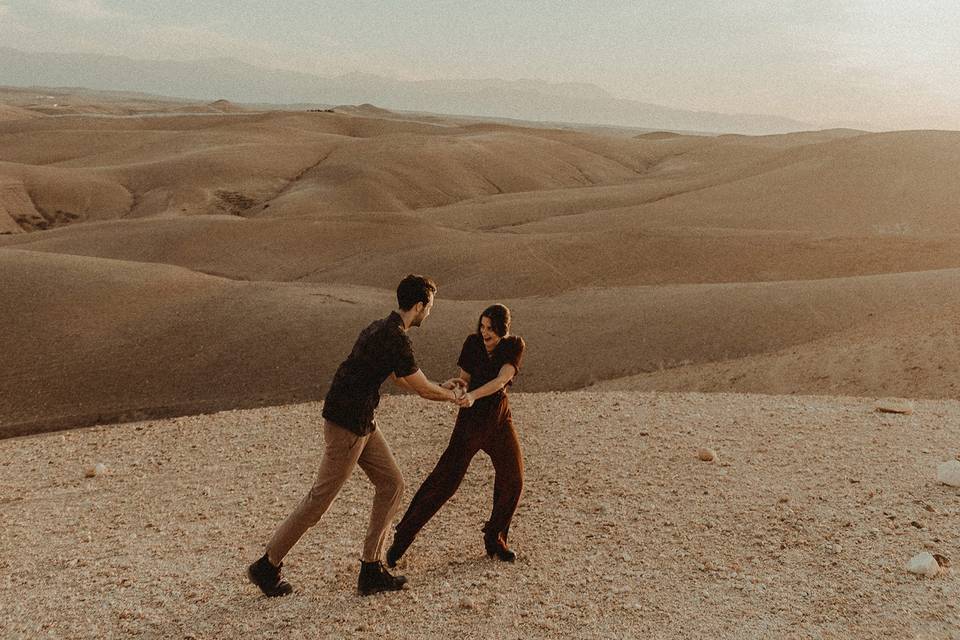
<box><xmin>0</xmin><ymin>47</ymin><xmax>812</xmax><ymax>134</ymax></box>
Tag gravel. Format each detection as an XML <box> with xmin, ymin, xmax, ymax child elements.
<box><xmin>2</xmin><ymin>391</ymin><xmax>958</xmax><ymax>639</ymax></box>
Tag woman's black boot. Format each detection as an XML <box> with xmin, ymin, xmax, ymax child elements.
<box><xmin>483</xmin><ymin>530</ymin><xmax>517</xmax><ymax>562</ymax></box>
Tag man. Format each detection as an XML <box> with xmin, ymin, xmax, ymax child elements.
<box><xmin>247</xmin><ymin>274</ymin><xmax>463</xmax><ymax>597</ymax></box>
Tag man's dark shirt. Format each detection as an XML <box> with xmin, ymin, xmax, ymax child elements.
<box><xmin>323</xmin><ymin>312</ymin><xmax>419</xmax><ymax>435</ymax></box>
<box><xmin>457</xmin><ymin>333</ymin><xmax>525</xmax><ymax>409</ymax></box>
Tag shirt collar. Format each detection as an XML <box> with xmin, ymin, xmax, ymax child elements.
<box><xmin>387</xmin><ymin>311</ymin><xmax>405</xmax><ymax>329</ymax></box>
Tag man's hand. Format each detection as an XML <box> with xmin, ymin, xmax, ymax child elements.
<box><xmin>441</xmin><ymin>378</ymin><xmax>467</xmax><ymax>391</ymax></box>
<box><xmin>441</xmin><ymin>378</ymin><xmax>467</xmax><ymax>403</ymax></box>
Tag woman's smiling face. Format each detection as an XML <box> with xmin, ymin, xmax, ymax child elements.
<box><xmin>479</xmin><ymin>316</ymin><xmax>502</xmax><ymax>351</ymax></box>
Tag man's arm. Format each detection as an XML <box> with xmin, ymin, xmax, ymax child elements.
<box><xmin>399</xmin><ymin>369</ymin><xmax>458</xmax><ymax>402</ymax></box>
<box><xmin>392</xmin><ymin>372</ymin><xmax>463</xmax><ymax>393</ymax></box>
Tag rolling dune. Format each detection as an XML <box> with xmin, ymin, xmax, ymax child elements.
<box><xmin>0</xmin><ymin>163</ymin><xmax>132</xmax><ymax>228</ymax></box>
<box><xmin>0</xmin><ymin>103</ymin><xmax>44</xmax><ymax>121</ymax></box>
<box><xmin>5</xmin><ymin>207</ymin><xmax>960</xmax><ymax>298</ymax></box>
<box><xmin>0</xmin><ymin>249</ymin><xmax>372</xmax><ymax>436</ymax></box>
<box><xmin>3</xmin><ymin>99</ymin><xmax>960</xmax><ymax>434</ymax></box>
<box><xmin>4</xmin><ymin>243</ymin><xmax>960</xmax><ymax>436</ymax></box>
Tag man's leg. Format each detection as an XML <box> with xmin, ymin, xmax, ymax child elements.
<box><xmin>354</xmin><ymin>427</ymin><xmax>410</xmax><ymax>596</ymax></box>
<box><xmin>356</xmin><ymin>427</ymin><xmax>405</xmax><ymax>562</ymax></box>
<box><xmin>265</xmin><ymin>421</ymin><xmax>365</xmax><ymax>565</ymax></box>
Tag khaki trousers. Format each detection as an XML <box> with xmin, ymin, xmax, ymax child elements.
<box><xmin>266</xmin><ymin>420</ymin><xmax>404</xmax><ymax>564</ymax></box>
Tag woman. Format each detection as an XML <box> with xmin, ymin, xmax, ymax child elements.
<box><xmin>387</xmin><ymin>304</ymin><xmax>525</xmax><ymax>565</ymax></box>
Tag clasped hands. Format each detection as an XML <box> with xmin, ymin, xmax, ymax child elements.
<box><xmin>441</xmin><ymin>378</ymin><xmax>474</xmax><ymax>407</ymax></box>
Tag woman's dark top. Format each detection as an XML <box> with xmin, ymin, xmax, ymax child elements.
<box><xmin>456</xmin><ymin>334</ymin><xmax>525</xmax><ymax>413</ymax></box>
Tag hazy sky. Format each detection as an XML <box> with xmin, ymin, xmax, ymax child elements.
<box><xmin>2</xmin><ymin>0</ymin><xmax>958</xmax><ymax>129</ymax></box>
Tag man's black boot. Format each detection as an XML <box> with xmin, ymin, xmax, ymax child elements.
<box><xmin>247</xmin><ymin>553</ymin><xmax>294</xmax><ymax>597</ymax></box>
<box><xmin>357</xmin><ymin>560</ymin><xmax>407</xmax><ymax>596</ymax></box>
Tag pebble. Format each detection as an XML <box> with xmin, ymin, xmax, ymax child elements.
<box><xmin>83</xmin><ymin>463</ymin><xmax>107</xmax><ymax>478</ymax></box>
<box><xmin>905</xmin><ymin>552</ymin><xmax>940</xmax><ymax>578</ymax></box>
<box><xmin>697</xmin><ymin>448</ymin><xmax>717</xmax><ymax>462</ymax></box>
<box><xmin>936</xmin><ymin>460</ymin><xmax>960</xmax><ymax>487</ymax></box>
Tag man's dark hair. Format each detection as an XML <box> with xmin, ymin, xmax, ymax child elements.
<box><xmin>396</xmin><ymin>274</ymin><xmax>437</xmax><ymax>311</ymax></box>
<box><xmin>477</xmin><ymin>304</ymin><xmax>511</xmax><ymax>337</ymax></box>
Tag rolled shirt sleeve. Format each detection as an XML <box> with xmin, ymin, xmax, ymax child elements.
<box><xmin>393</xmin><ymin>332</ymin><xmax>419</xmax><ymax>378</ymax></box>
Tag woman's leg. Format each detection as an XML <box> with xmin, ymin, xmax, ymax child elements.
<box><xmin>482</xmin><ymin>419</ymin><xmax>524</xmax><ymax>546</ymax></box>
<box><xmin>390</xmin><ymin>420</ymin><xmax>481</xmax><ymax>560</ymax></box>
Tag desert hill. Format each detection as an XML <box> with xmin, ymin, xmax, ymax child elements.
<box><xmin>334</xmin><ymin>103</ymin><xmax>397</xmax><ymax>117</ymax></box>
<box><xmin>595</xmin><ymin>130</ymin><xmax>960</xmax><ymax>235</ymax></box>
<box><xmin>0</xmin><ymin>103</ymin><xmax>44</xmax><ymax>122</ymax></box>
<box><xmin>596</xmin><ymin>303</ymin><xmax>960</xmax><ymax>398</ymax></box>
<box><xmin>0</xmin><ymin>111</ymin><xmax>869</xmax><ymax>227</ymax></box>
<box><xmin>4</xmin><ymin>244</ymin><xmax>960</xmax><ymax>437</ymax></box>
<box><xmin>2</xmin><ymin>98</ymin><xmax>960</xmax><ymax>433</ymax></box>
<box><xmin>205</xmin><ymin>99</ymin><xmax>245</xmax><ymax>113</ymax></box>
<box><xmin>0</xmin><ymin>85</ymin><xmax>255</xmax><ymax>118</ymax></box>
<box><xmin>635</xmin><ymin>130</ymin><xmax>682</xmax><ymax>140</ymax></box>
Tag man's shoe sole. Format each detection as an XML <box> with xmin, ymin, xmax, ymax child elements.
<box><xmin>357</xmin><ymin>583</ymin><xmax>406</xmax><ymax>597</ymax></box>
<box><xmin>357</xmin><ymin>574</ymin><xmax>408</xmax><ymax>596</ymax></box>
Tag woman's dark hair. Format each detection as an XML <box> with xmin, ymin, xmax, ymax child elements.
<box><xmin>477</xmin><ymin>304</ymin><xmax>511</xmax><ymax>337</ymax></box>
<box><xmin>396</xmin><ymin>274</ymin><xmax>437</xmax><ymax>310</ymax></box>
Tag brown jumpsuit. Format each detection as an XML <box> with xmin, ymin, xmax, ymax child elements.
<box><xmin>391</xmin><ymin>333</ymin><xmax>525</xmax><ymax>556</ymax></box>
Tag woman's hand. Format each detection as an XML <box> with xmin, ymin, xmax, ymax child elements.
<box><xmin>457</xmin><ymin>392</ymin><xmax>475</xmax><ymax>408</ymax></box>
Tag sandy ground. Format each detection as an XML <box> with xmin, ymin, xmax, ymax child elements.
<box><xmin>3</xmin><ymin>91</ymin><xmax>960</xmax><ymax>639</ymax></box>
<box><xmin>2</xmin><ymin>391</ymin><xmax>959</xmax><ymax>639</ymax></box>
